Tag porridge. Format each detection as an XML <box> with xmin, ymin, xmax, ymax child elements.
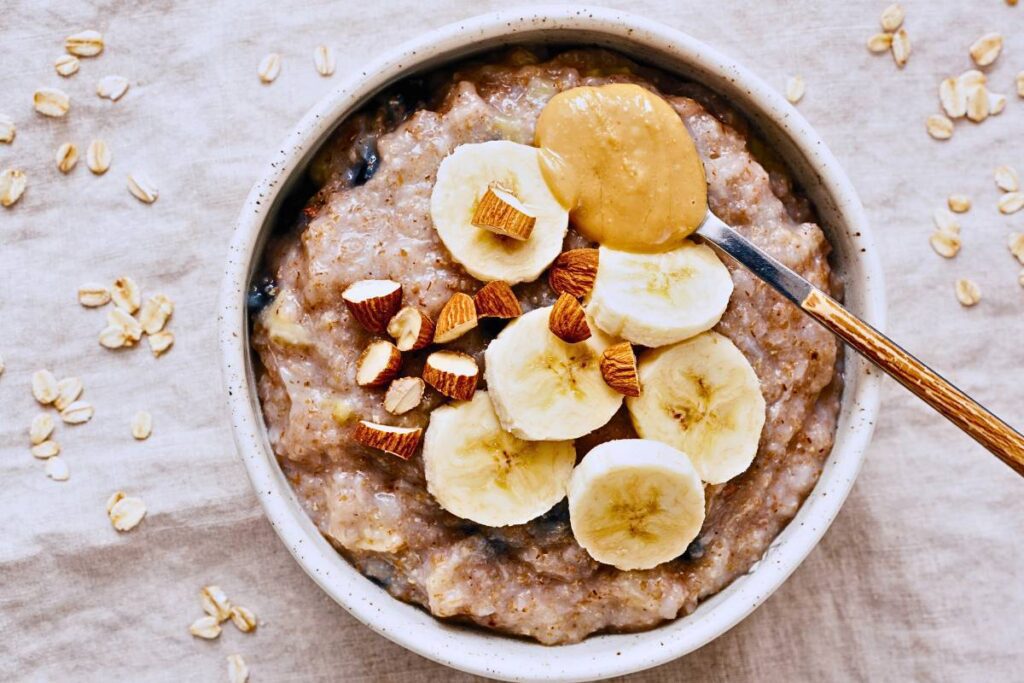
<box><xmin>251</xmin><ymin>47</ymin><xmax>840</xmax><ymax>645</ymax></box>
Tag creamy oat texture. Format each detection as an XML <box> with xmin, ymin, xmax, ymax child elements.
<box><xmin>252</xmin><ymin>49</ymin><xmax>840</xmax><ymax>644</ymax></box>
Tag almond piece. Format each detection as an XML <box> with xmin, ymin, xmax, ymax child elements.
<box><xmin>422</xmin><ymin>350</ymin><xmax>479</xmax><ymax>400</ymax></box>
<box><xmin>473</xmin><ymin>281</ymin><xmax>521</xmax><ymax>319</ymax></box>
<box><xmin>342</xmin><ymin>279</ymin><xmax>402</xmax><ymax>334</ymax></box>
<box><xmin>549</xmin><ymin>293</ymin><xmax>591</xmax><ymax>343</ymax></box>
<box><xmin>383</xmin><ymin>376</ymin><xmax>425</xmax><ymax>415</ymax></box>
<box><xmin>548</xmin><ymin>248</ymin><xmax>599</xmax><ymax>298</ymax></box>
<box><xmin>434</xmin><ymin>292</ymin><xmax>477</xmax><ymax>343</ymax></box>
<box><xmin>471</xmin><ymin>185</ymin><xmax>536</xmax><ymax>241</ymax></box>
<box><xmin>600</xmin><ymin>342</ymin><xmax>640</xmax><ymax>397</ymax></box>
<box><xmin>386</xmin><ymin>306</ymin><xmax>434</xmax><ymax>351</ymax></box>
<box><xmin>353</xmin><ymin>421</ymin><xmax>422</xmax><ymax>460</ymax></box>
<box><xmin>355</xmin><ymin>339</ymin><xmax>402</xmax><ymax>387</ymax></box>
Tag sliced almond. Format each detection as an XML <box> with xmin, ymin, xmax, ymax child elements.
<box><xmin>65</xmin><ymin>30</ymin><xmax>104</xmax><ymax>57</ymax></box>
<box><xmin>108</xmin><ymin>307</ymin><xmax>142</xmax><ymax>342</ymax></box>
<box><xmin>201</xmin><ymin>585</ymin><xmax>232</xmax><ymax>622</ymax></box>
<box><xmin>471</xmin><ymin>185</ymin><xmax>536</xmax><ymax>241</ymax></box>
<box><xmin>0</xmin><ymin>169</ymin><xmax>27</xmax><ymax>207</ymax></box>
<box><xmin>955</xmin><ymin>278</ymin><xmax>981</xmax><ymax>306</ymax></box>
<box><xmin>139</xmin><ymin>294</ymin><xmax>174</xmax><ymax>334</ymax></box>
<box><xmin>55</xmin><ymin>143</ymin><xmax>78</xmax><ymax>174</ymax></box>
<box><xmin>947</xmin><ymin>194</ymin><xmax>971</xmax><ymax>213</ymax></box>
<box><xmin>867</xmin><ymin>33</ymin><xmax>893</xmax><ymax>53</ymax></box>
<box><xmin>148</xmin><ymin>330</ymin><xmax>174</xmax><ymax>356</ymax></box>
<box><xmin>314</xmin><ymin>45</ymin><xmax>335</xmax><ymax>76</ymax></box>
<box><xmin>131</xmin><ymin>410</ymin><xmax>153</xmax><ymax>440</ymax></box>
<box><xmin>33</xmin><ymin>88</ymin><xmax>70</xmax><ymax>117</ymax></box>
<box><xmin>111</xmin><ymin>276</ymin><xmax>141</xmax><ymax>313</ymax></box>
<box><xmin>86</xmin><ymin>139</ymin><xmax>111</xmax><ymax>174</ymax></box>
<box><xmin>994</xmin><ymin>166</ymin><xmax>1019</xmax><ymax>193</ymax></box>
<box><xmin>939</xmin><ymin>77</ymin><xmax>967</xmax><ymax>119</ymax></box>
<box><xmin>600</xmin><ymin>342</ymin><xmax>641</xmax><ymax>397</ymax></box>
<box><xmin>108</xmin><ymin>494</ymin><xmax>147</xmax><ymax>531</ymax></box>
<box><xmin>925</xmin><ymin>114</ymin><xmax>953</xmax><ymax>140</ymax></box>
<box><xmin>31</xmin><ymin>440</ymin><xmax>60</xmax><ymax>459</ymax></box>
<box><xmin>386</xmin><ymin>306</ymin><xmax>434</xmax><ymax>351</ymax></box>
<box><xmin>61</xmin><ymin>400</ymin><xmax>94</xmax><ymax>425</ymax></box>
<box><xmin>258</xmin><ymin>53</ymin><xmax>281</xmax><ymax>84</ymax></box>
<box><xmin>422</xmin><ymin>350</ymin><xmax>479</xmax><ymax>401</ymax></box>
<box><xmin>548</xmin><ymin>248</ymin><xmax>599</xmax><ymax>298</ymax></box>
<box><xmin>784</xmin><ymin>75</ymin><xmax>805</xmax><ymax>104</ymax></box>
<box><xmin>880</xmin><ymin>3</ymin><xmax>904</xmax><ymax>31</ymax></box>
<box><xmin>549</xmin><ymin>293</ymin><xmax>591</xmax><ymax>343</ymax></box>
<box><xmin>1007</xmin><ymin>232</ymin><xmax>1024</xmax><ymax>265</ymax></box>
<box><xmin>998</xmin><ymin>192</ymin><xmax>1024</xmax><ymax>215</ymax></box>
<box><xmin>32</xmin><ymin>369</ymin><xmax>59</xmax><ymax>405</ymax></box>
<box><xmin>969</xmin><ymin>33</ymin><xmax>1003</xmax><ymax>67</ymax></box>
<box><xmin>229</xmin><ymin>605</ymin><xmax>257</xmax><ymax>633</ymax></box>
<box><xmin>474</xmin><ymin>280</ymin><xmax>521</xmax><ymax>319</ymax></box>
<box><xmin>966</xmin><ymin>85</ymin><xmax>989</xmax><ymax>122</ymax></box>
<box><xmin>227</xmin><ymin>654</ymin><xmax>250</xmax><ymax>683</ymax></box>
<box><xmin>96</xmin><ymin>75</ymin><xmax>129</xmax><ymax>101</ymax></box>
<box><xmin>0</xmin><ymin>115</ymin><xmax>14</xmax><ymax>143</ymax></box>
<box><xmin>45</xmin><ymin>457</ymin><xmax>70</xmax><ymax>481</ymax></box>
<box><xmin>353</xmin><ymin>420</ymin><xmax>423</xmax><ymax>460</ymax></box>
<box><xmin>383</xmin><ymin>376</ymin><xmax>425</xmax><ymax>415</ymax></box>
<box><xmin>891</xmin><ymin>28</ymin><xmax>911</xmax><ymax>68</ymax></box>
<box><xmin>356</xmin><ymin>339</ymin><xmax>402</xmax><ymax>387</ymax></box>
<box><xmin>78</xmin><ymin>283</ymin><xmax>111</xmax><ymax>307</ymax></box>
<box><xmin>930</xmin><ymin>230</ymin><xmax>961</xmax><ymax>258</ymax></box>
<box><xmin>189</xmin><ymin>615</ymin><xmax>222</xmax><ymax>640</ymax></box>
<box><xmin>343</xmin><ymin>279</ymin><xmax>402</xmax><ymax>334</ymax></box>
<box><xmin>54</xmin><ymin>54</ymin><xmax>79</xmax><ymax>77</ymax></box>
<box><xmin>54</xmin><ymin>376</ymin><xmax>83</xmax><ymax>411</ymax></box>
<box><xmin>30</xmin><ymin>413</ymin><xmax>55</xmax><ymax>445</ymax></box>
<box><xmin>433</xmin><ymin>292</ymin><xmax>478</xmax><ymax>343</ymax></box>
<box><xmin>127</xmin><ymin>172</ymin><xmax>159</xmax><ymax>203</ymax></box>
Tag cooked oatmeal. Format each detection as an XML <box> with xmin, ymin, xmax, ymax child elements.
<box><xmin>252</xmin><ymin>47</ymin><xmax>840</xmax><ymax>644</ymax></box>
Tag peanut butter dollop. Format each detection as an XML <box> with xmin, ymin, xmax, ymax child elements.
<box><xmin>535</xmin><ymin>83</ymin><xmax>707</xmax><ymax>252</ymax></box>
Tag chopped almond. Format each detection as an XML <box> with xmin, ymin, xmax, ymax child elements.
<box><xmin>355</xmin><ymin>340</ymin><xmax>402</xmax><ymax>387</ymax></box>
<box><xmin>549</xmin><ymin>293</ymin><xmax>591</xmax><ymax>344</ymax></box>
<box><xmin>471</xmin><ymin>185</ymin><xmax>536</xmax><ymax>240</ymax></box>
<box><xmin>353</xmin><ymin>421</ymin><xmax>422</xmax><ymax>460</ymax></box>
<box><xmin>600</xmin><ymin>342</ymin><xmax>641</xmax><ymax>397</ymax></box>
<box><xmin>548</xmin><ymin>248</ymin><xmax>598</xmax><ymax>298</ymax></box>
<box><xmin>384</xmin><ymin>377</ymin><xmax>425</xmax><ymax>415</ymax></box>
<box><xmin>342</xmin><ymin>279</ymin><xmax>402</xmax><ymax>333</ymax></box>
<box><xmin>474</xmin><ymin>281</ymin><xmax>521</xmax><ymax>319</ymax></box>
<box><xmin>434</xmin><ymin>292</ymin><xmax>477</xmax><ymax>343</ymax></box>
<box><xmin>422</xmin><ymin>350</ymin><xmax>478</xmax><ymax>400</ymax></box>
<box><xmin>387</xmin><ymin>306</ymin><xmax>434</xmax><ymax>351</ymax></box>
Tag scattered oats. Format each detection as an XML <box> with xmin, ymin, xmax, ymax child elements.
<box><xmin>891</xmin><ymin>28</ymin><xmax>911</xmax><ymax>67</ymax></box>
<box><xmin>925</xmin><ymin>114</ymin><xmax>953</xmax><ymax>140</ymax></box>
<box><xmin>955</xmin><ymin>278</ymin><xmax>981</xmax><ymax>306</ymax></box>
<box><xmin>55</xmin><ymin>143</ymin><xmax>78</xmax><ymax>174</ymax></box>
<box><xmin>998</xmin><ymin>192</ymin><xmax>1024</xmax><ymax>215</ymax></box>
<box><xmin>45</xmin><ymin>457</ymin><xmax>70</xmax><ymax>481</ymax></box>
<box><xmin>148</xmin><ymin>330</ymin><xmax>174</xmax><ymax>356</ymax></box>
<box><xmin>930</xmin><ymin>230</ymin><xmax>961</xmax><ymax>258</ymax></box>
<box><xmin>86</xmin><ymin>139</ymin><xmax>111</xmax><ymax>174</ymax></box>
<box><xmin>131</xmin><ymin>410</ymin><xmax>152</xmax><ymax>440</ymax></box>
<box><xmin>111</xmin><ymin>276</ymin><xmax>141</xmax><ymax>313</ymax></box>
<box><xmin>939</xmin><ymin>77</ymin><xmax>966</xmax><ymax>119</ymax></box>
<box><xmin>933</xmin><ymin>208</ymin><xmax>960</xmax><ymax>234</ymax></box>
<box><xmin>127</xmin><ymin>173</ymin><xmax>159</xmax><ymax>203</ymax></box>
<box><xmin>55</xmin><ymin>54</ymin><xmax>79</xmax><ymax>77</ymax></box>
<box><xmin>99</xmin><ymin>325</ymin><xmax>128</xmax><ymax>349</ymax></box>
<box><xmin>54</xmin><ymin>377</ymin><xmax>83</xmax><ymax>411</ymax></box>
<box><xmin>108</xmin><ymin>307</ymin><xmax>143</xmax><ymax>343</ymax></box>
<box><xmin>0</xmin><ymin>169</ymin><xmax>27</xmax><ymax>207</ymax></box>
<box><xmin>314</xmin><ymin>45</ymin><xmax>335</xmax><ymax>76</ymax></box>
<box><xmin>880</xmin><ymin>3</ymin><xmax>904</xmax><ymax>31</ymax></box>
<box><xmin>988</xmin><ymin>92</ymin><xmax>1006</xmax><ymax>116</ymax></box>
<box><xmin>785</xmin><ymin>75</ymin><xmax>805</xmax><ymax>104</ymax></box>
<box><xmin>867</xmin><ymin>33</ymin><xmax>893</xmax><ymax>53</ymax></box>
<box><xmin>32</xmin><ymin>370</ymin><xmax>59</xmax><ymax>405</ymax></box>
<box><xmin>31</xmin><ymin>440</ymin><xmax>60</xmax><ymax>459</ymax></box>
<box><xmin>1018</xmin><ymin>72</ymin><xmax>1024</xmax><ymax>98</ymax></box>
<box><xmin>201</xmin><ymin>585</ymin><xmax>233</xmax><ymax>622</ymax></box>
<box><xmin>1008</xmin><ymin>232</ymin><xmax>1024</xmax><ymax>265</ymax></box>
<box><xmin>229</xmin><ymin>605</ymin><xmax>257</xmax><ymax>633</ymax></box>
<box><xmin>61</xmin><ymin>400</ymin><xmax>94</xmax><ymax>425</ymax></box>
<box><xmin>969</xmin><ymin>33</ymin><xmax>1003</xmax><ymax>67</ymax></box>
<box><xmin>958</xmin><ymin>69</ymin><xmax>986</xmax><ymax>90</ymax></box>
<box><xmin>994</xmin><ymin>166</ymin><xmax>1019</xmax><ymax>193</ymax></box>
<box><xmin>65</xmin><ymin>30</ymin><xmax>104</xmax><ymax>57</ymax></box>
<box><xmin>189</xmin><ymin>615</ymin><xmax>222</xmax><ymax>640</ymax></box>
<box><xmin>30</xmin><ymin>413</ymin><xmax>56</xmax><ymax>445</ymax></box>
<box><xmin>258</xmin><ymin>53</ymin><xmax>281</xmax><ymax>84</ymax></box>
<box><xmin>139</xmin><ymin>294</ymin><xmax>173</xmax><ymax>334</ymax></box>
<box><xmin>108</xmin><ymin>494</ymin><xmax>147</xmax><ymax>531</ymax></box>
<box><xmin>966</xmin><ymin>85</ymin><xmax>989</xmax><ymax>123</ymax></box>
<box><xmin>948</xmin><ymin>194</ymin><xmax>971</xmax><ymax>213</ymax></box>
<box><xmin>78</xmin><ymin>283</ymin><xmax>111</xmax><ymax>307</ymax></box>
<box><xmin>33</xmin><ymin>88</ymin><xmax>70</xmax><ymax>117</ymax></box>
<box><xmin>0</xmin><ymin>115</ymin><xmax>14</xmax><ymax>143</ymax></box>
<box><xmin>227</xmin><ymin>654</ymin><xmax>249</xmax><ymax>683</ymax></box>
<box><xmin>96</xmin><ymin>75</ymin><xmax>129</xmax><ymax>101</ymax></box>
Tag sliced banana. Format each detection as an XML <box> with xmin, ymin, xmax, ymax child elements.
<box><xmin>430</xmin><ymin>141</ymin><xmax>569</xmax><ymax>284</ymax></box>
<box><xmin>484</xmin><ymin>306</ymin><xmax>622</xmax><ymax>441</ymax></box>
<box><xmin>587</xmin><ymin>242</ymin><xmax>733</xmax><ymax>348</ymax></box>
<box><xmin>627</xmin><ymin>332</ymin><xmax>766</xmax><ymax>484</ymax></box>
<box><xmin>568</xmin><ymin>439</ymin><xmax>705</xmax><ymax>571</ymax></box>
<box><xmin>422</xmin><ymin>392</ymin><xmax>576</xmax><ymax>527</ymax></box>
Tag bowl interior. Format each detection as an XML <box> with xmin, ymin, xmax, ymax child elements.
<box><xmin>221</xmin><ymin>8</ymin><xmax>883</xmax><ymax>682</ymax></box>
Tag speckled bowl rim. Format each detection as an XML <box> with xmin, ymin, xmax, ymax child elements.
<box><xmin>219</xmin><ymin>6</ymin><xmax>884</xmax><ymax>682</ymax></box>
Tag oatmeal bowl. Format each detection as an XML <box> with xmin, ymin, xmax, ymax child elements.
<box><xmin>219</xmin><ymin>6</ymin><xmax>884</xmax><ymax>681</ymax></box>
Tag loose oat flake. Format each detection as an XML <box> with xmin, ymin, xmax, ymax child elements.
<box><xmin>108</xmin><ymin>494</ymin><xmax>147</xmax><ymax>531</ymax></box>
<box><xmin>1008</xmin><ymin>232</ymin><xmax>1024</xmax><ymax>265</ymax></box>
<box><xmin>925</xmin><ymin>114</ymin><xmax>953</xmax><ymax>140</ymax></box>
<box><xmin>988</xmin><ymin>92</ymin><xmax>1007</xmax><ymax>116</ymax></box>
<box><xmin>148</xmin><ymin>330</ymin><xmax>174</xmax><ymax>356</ymax></box>
<box><xmin>0</xmin><ymin>116</ymin><xmax>14</xmax><ymax>143</ymax></box>
<box><xmin>61</xmin><ymin>400</ymin><xmax>94</xmax><ymax>425</ymax></box>
<box><xmin>189</xmin><ymin>615</ymin><xmax>222</xmax><ymax>640</ymax></box>
<box><xmin>785</xmin><ymin>76</ymin><xmax>805</xmax><ymax>104</ymax></box>
<box><xmin>227</xmin><ymin>654</ymin><xmax>249</xmax><ymax>683</ymax></box>
<box><xmin>955</xmin><ymin>278</ymin><xmax>981</xmax><ymax>306</ymax></box>
<box><xmin>30</xmin><ymin>413</ymin><xmax>55</xmax><ymax>445</ymax></box>
<box><xmin>867</xmin><ymin>33</ymin><xmax>893</xmax><ymax>53</ymax></box>
<box><xmin>891</xmin><ymin>28</ymin><xmax>911</xmax><ymax>67</ymax></box>
<box><xmin>939</xmin><ymin>77</ymin><xmax>966</xmax><ymax>119</ymax></box>
<box><xmin>200</xmin><ymin>585</ymin><xmax>233</xmax><ymax>621</ymax></box>
<box><xmin>127</xmin><ymin>173</ymin><xmax>158</xmax><ymax>204</ymax></box>
<box><xmin>45</xmin><ymin>457</ymin><xmax>70</xmax><ymax>481</ymax></box>
<box><xmin>994</xmin><ymin>166</ymin><xmax>1019</xmax><ymax>193</ymax></box>
<box><xmin>880</xmin><ymin>3</ymin><xmax>904</xmax><ymax>31</ymax></box>
<box><xmin>112</xmin><ymin>276</ymin><xmax>141</xmax><ymax>313</ymax></box>
<box><xmin>314</xmin><ymin>45</ymin><xmax>335</xmax><ymax>76</ymax></box>
<box><xmin>54</xmin><ymin>376</ymin><xmax>84</xmax><ymax>411</ymax></box>
<box><xmin>56</xmin><ymin>143</ymin><xmax>79</xmax><ymax>174</ymax></box>
<box><xmin>998</xmin><ymin>192</ymin><xmax>1024</xmax><ymax>215</ymax></box>
<box><xmin>65</xmin><ymin>30</ymin><xmax>104</xmax><ymax>57</ymax></box>
<box><xmin>31</xmin><ymin>440</ymin><xmax>60</xmax><ymax>459</ymax></box>
<box><xmin>929</xmin><ymin>230</ymin><xmax>961</xmax><ymax>258</ymax></box>
<box><xmin>32</xmin><ymin>369</ymin><xmax>59</xmax><ymax>405</ymax></box>
<box><xmin>969</xmin><ymin>33</ymin><xmax>1003</xmax><ymax>67</ymax></box>
<box><xmin>229</xmin><ymin>605</ymin><xmax>257</xmax><ymax>633</ymax></box>
<box><xmin>33</xmin><ymin>88</ymin><xmax>70</xmax><ymax>117</ymax></box>
<box><xmin>55</xmin><ymin>54</ymin><xmax>80</xmax><ymax>77</ymax></box>
<box><xmin>87</xmin><ymin>139</ymin><xmax>111</xmax><ymax>174</ymax></box>
<box><xmin>0</xmin><ymin>169</ymin><xmax>26</xmax><ymax>207</ymax></box>
<box><xmin>948</xmin><ymin>194</ymin><xmax>971</xmax><ymax>213</ymax></box>
<box><xmin>131</xmin><ymin>410</ymin><xmax>152</xmax><ymax>440</ymax></box>
<box><xmin>966</xmin><ymin>85</ymin><xmax>989</xmax><ymax>123</ymax></box>
<box><xmin>108</xmin><ymin>307</ymin><xmax>143</xmax><ymax>342</ymax></box>
<box><xmin>99</xmin><ymin>325</ymin><xmax>128</xmax><ymax>349</ymax></box>
<box><xmin>1018</xmin><ymin>72</ymin><xmax>1024</xmax><ymax>98</ymax></box>
<box><xmin>139</xmin><ymin>294</ymin><xmax>173</xmax><ymax>334</ymax></box>
<box><xmin>78</xmin><ymin>283</ymin><xmax>111</xmax><ymax>307</ymax></box>
<box><xmin>96</xmin><ymin>75</ymin><xmax>129</xmax><ymax>101</ymax></box>
<box><xmin>258</xmin><ymin>53</ymin><xmax>281</xmax><ymax>84</ymax></box>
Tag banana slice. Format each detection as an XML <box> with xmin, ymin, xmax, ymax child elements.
<box><xmin>430</xmin><ymin>141</ymin><xmax>569</xmax><ymax>284</ymax></box>
<box><xmin>484</xmin><ymin>306</ymin><xmax>622</xmax><ymax>441</ymax></box>
<box><xmin>627</xmin><ymin>332</ymin><xmax>766</xmax><ymax>484</ymax></box>
<box><xmin>587</xmin><ymin>242</ymin><xmax>733</xmax><ymax>348</ymax></box>
<box><xmin>568</xmin><ymin>439</ymin><xmax>705</xmax><ymax>571</ymax></box>
<box><xmin>422</xmin><ymin>392</ymin><xmax>576</xmax><ymax>527</ymax></box>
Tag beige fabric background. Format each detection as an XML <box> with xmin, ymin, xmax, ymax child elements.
<box><xmin>2</xmin><ymin>1</ymin><xmax>1022</xmax><ymax>681</ymax></box>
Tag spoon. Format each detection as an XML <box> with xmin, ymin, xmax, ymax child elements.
<box><xmin>696</xmin><ymin>212</ymin><xmax>1024</xmax><ymax>477</ymax></box>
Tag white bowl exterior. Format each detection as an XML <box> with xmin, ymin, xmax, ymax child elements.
<box><xmin>219</xmin><ymin>6</ymin><xmax>884</xmax><ymax>682</ymax></box>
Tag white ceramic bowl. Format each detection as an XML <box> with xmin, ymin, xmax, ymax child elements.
<box><xmin>219</xmin><ymin>6</ymin><xmax>884</xmax><ymax>681</ymax></box>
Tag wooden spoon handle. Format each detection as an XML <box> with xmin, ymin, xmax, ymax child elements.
<box><xmin>802</xmin><ymin>289</ymin><xmax>1024</xmax><ymax>476</ymax></box>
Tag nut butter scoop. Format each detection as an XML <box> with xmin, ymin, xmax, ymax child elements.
<box><xmin>535</xmin><ymin>83</ymin><xmax>707</xmax><ymax>252</ymax></box>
